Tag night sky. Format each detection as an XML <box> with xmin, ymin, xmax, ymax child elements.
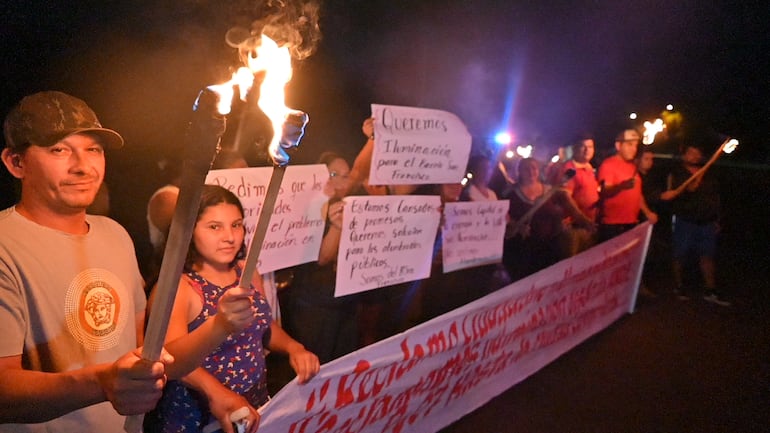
<box><xmin>3</xmin><ymin>1</ymin><xmax>768</xmax><ymax>155</ymax></box>
<box><xmin>2</xmin><ymin>0</ymin><xmax>768</xmax><ymax>262</ymax></box>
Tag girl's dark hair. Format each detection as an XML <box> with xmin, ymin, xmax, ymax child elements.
<box><xmin>184</xmin><ymin>184</ymin><xmax>247</xmax><ymax>271</ymax></box>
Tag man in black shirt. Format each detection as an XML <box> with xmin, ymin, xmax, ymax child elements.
<box><xmin>661</xmin><ymin>144</ymin><xmax>728</xmax><ymax>306</ymax></box>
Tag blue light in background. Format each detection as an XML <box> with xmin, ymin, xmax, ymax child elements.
<box><xmin>494</xmin><ymin>131</ymin><xmax>513</xmax><ymax>145</ymax></box>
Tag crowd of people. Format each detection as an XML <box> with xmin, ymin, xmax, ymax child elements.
<box><xmin>0</xmin><ymin>91</ymin><xmax>729</xmax><ymax>432</ymax></box>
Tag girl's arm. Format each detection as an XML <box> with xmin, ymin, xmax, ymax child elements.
<box><xmin>266</xmin><ymin>323</ymin><xmax>320</xmax><ymax>384</ymax></box>
<box><xmin>179</xmin><ymin>368</ymin><xmax>260</xmax><ymax>433</ymax></box>
<box><xmin>148</xmin><ymin>278</ymin><xmax>256</xmax><ymax>379</ymax></box>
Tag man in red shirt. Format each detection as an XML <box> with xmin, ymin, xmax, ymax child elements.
<box><xmin>560</xmin><ymin>134</ymin><xmax>600</xmax><ymax>254</ymax></box>
<box><xmin>597</xmin><ymin>129</ymin><xmax>658</xmax><ymax>242</ymax></box>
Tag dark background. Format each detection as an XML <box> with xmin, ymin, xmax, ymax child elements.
<box><xmin>1</xmin><ymin>0</ymin><xmax>768</xmax><ymax>275</ymax></box>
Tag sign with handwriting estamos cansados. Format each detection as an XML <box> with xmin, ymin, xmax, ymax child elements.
<box><xmin>335</xmin><ymin>194</ymin><xmax>441</xmax><ymax>296</ymax></box>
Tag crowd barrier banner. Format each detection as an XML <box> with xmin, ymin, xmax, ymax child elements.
<box><xmin>258</xmin><ymin>222</ymin><xmax>652</xmax><ymax>433</ymax></box>
<box><xmin>441</xmin><ymin>200</ymin><xmax>509</xmax><ymax>273</ymax></box>
<box><xmin>206</xmin><ymin>165</ymin><xmax>330</xmax><ymax>273</ymax></box>
<box><xmin>369</xmin><ymin>104</ymin><xmax>472</xmax><ymax>185</ymax></box>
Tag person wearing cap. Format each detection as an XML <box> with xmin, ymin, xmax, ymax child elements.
<box><xmin>596</xmin><ymin>128</ymin><xmax>658</xmax><ymax>242</ymax></box>
<box><xmin>0</xmin><ymin>91</ymin><xmax>173</xmax><ymax>431</ymax></box>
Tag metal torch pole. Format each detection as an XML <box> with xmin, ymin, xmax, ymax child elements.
<box><xmin>238</xmin><ymin>165</ymin><xmax>285</xmax><ymax>288</ymax></box>
<box><xmin>124</xmin><ymin>88</ymin><xmax>225</xmax><ymax>433</ymax></box>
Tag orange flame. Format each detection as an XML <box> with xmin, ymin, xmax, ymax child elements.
<box><xmin>642</xmin><ymin>118</ymin><xmax>665</xmax><ymax>145</ymax></box>
<box><xmin>245</xmin><ymin>35</ymin><xmax>294</xmax><ymax>161</ymax></box>
<box><xmin>207</xmin><ymin>67</ymin><xmax>254</xmax><ymax>116</ymax></box>
<box><xmin>723</xmin><ymin>139</ymin><xmax>739</xmax><ymax>154</ymax></box>
<box><xmin>207</xmin><ymin>34</ymin><xmax>301</xmax><ymax>164</ymax></box>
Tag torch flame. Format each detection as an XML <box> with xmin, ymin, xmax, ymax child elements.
<box><xmin>516</xmin><ymin>144</ymin><xmax>533</xmax><ymax>158</ymax></box>
<box><xmin>246</xmin><ymin>35</ymin><xmax>306</xmax><ymax>166</ymax></box>
<box><xmin>206</xmin><ymin>67</ymin><xmax>255</xmax><ymax>115</ymax></box>
<box><xmin>723</xmin><ymin>139</ymin><xmax>739</xmax><ymax>154</ymax></box>
<box><xmin>642</xmin><ymin>118</ymin><xmax>665</xmax><ymax>145</ymax></box>
<box><xmin>206</xmin><ymin>35</ymin><xmax>307</xmax><ymax>165</ymax></box>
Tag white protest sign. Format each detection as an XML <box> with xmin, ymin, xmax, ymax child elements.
<box><xmin>205</xmin><ymin>165</ymin><xmax>330</xmax><ymax>273</ymax></box>
<box><xmin>335</xmin><ymin>195</ymin><xmax>441</xmax><ymax>296</ymax></box>
<box><xmin>257</xmin><ymin>223</ymin><xmax>653</xmax><ymax>433</ymax></box>
<box><xmin>369</xmin><ymin>104</ymin><xmax>471</xmax><ymax>185</ymax></box>
<box><xmin>441</xmin><ymin>200</ymin><xmax>509</xmax><ymax>273</ymax></box>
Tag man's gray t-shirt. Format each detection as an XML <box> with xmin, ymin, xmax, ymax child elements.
<box><xmin>0</xmin><ymin>207</ymin><xmax>146</xmax><ymax>432</ymax></box>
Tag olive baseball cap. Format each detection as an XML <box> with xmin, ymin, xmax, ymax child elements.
<box><xmin>3</xmin><ymin>91</ymin><xmax>124</xmax><ymax>152</ymax></box>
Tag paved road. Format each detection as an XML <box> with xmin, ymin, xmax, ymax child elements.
<box><xmin>440</xmin><ymin>243</ymin><xmax>770</xmax><ymax>433</ymax></box>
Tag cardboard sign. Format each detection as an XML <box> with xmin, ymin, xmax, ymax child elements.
<box><xmin>206</xmin><ymin>165</ymin><xmax>330</xmax><ymax>272</ymax></box>
<box><xmin>442</xmin><ymin>200</ymin><xmax>509</xmax><ymax>273</ymax></box>
<box><xmin>335</xmin><ymin>195</ymin><xmax>442</xmax><ymax>296</ymax></box>
<box><xmin>369</xmin><ymin>104</ymin><xmax>471</xmax><ymax>185</ymax></box>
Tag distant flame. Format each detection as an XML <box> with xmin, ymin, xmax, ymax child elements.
<box><xmin>516</xmin><ymin>145</ymin><xmax>533</xmax><ymax>158</ymax></box>
<box><xmin>723</xmin><ymin>139</ymin><xmax>739</xmax><ymax>154</ymax></box>
<box><xmin>642</xmin><ymin>118</ymin><xmax>665</xmax><ymax>145</ymax></box>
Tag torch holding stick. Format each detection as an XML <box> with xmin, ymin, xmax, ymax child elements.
<box><xmin>506</xmin><ymin>168</ymin><xmax>576</xmax><ymax>239</ymax></box>
<box><xmin>668</xmin><ymin>138</ymin><xmax>738</xmax><ymax>197</ymax></box>
<box><xmin>123</xmin><ymin>88</ymin><xmax>226</xmax><ymax>433</ymax></box>
<box><xmin>237</xmin><ymin>110</ymin><xmax>308</xmax><ymax>291</ymax></box>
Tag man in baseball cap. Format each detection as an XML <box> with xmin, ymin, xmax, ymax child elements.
<box><xmin>3</xmin><ymin>90</ymin><xmax>124</xmax><ymax>152</ymax></box>
<box><xmin>0</xmin><ymin>91</ymin><xmax>172</xmax><ymax>432</ymax></box>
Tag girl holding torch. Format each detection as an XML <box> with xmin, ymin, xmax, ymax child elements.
<box><xmin>144</xmin><ymin>185</ymin><xmax>319</xmax><ymax>433</ymax></box>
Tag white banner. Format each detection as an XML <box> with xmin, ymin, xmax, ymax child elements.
<box><xmin>335</xmin><ymin>195</ymin><xmax>441</xmax><ymax>297</ymax></box>
<box><xmin>441</xmin><ymin>200</ymin><xmax>509</xmax><ymax>273</ymax></box>
<box><xmin>205</xmin><ymin>165</ymin><xmax>330</xmax><ymax>273</ymax></box>
<box><xmin>369</xmin><ymin>104</ymin><xmax>472</xmax><ymax>185</ymax></box>
<box><xmin>258</xmin><ymin>223</ymin><xmax>652</xmax><ymax>433</ymax></box>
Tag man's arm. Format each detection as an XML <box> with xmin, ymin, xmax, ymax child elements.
<box><xmin>553</xmin><ymin>188</ymin><xmax>594</xmax><ymax>228</ymax></box>
<box><xmin>660</xmin><ymin>172</ymin><xmax>703</xmax><ymax>201</ymax></box>
<box><xmin>639</xmin><ymin>194</ymin><xmax>659</xmax><ymax>224</ymax></box>
<box><xmin>599</xmin><ymin>177</ymin><xmax>636</xmax><ymax>199</ymax></box>
<box><xmin>0</xmin><ymin>351</ymin><xmax>168</xmax><ymax>424</ymax></box>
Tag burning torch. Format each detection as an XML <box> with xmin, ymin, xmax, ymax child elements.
<box><xmin>124</xmin><ymin>88</ymin><xmax>228</xmax><ymax>432</ymax></box>
<box><xmin>238</xmin><ymin>110</ymin><xmax>308</xmax><ymax>290</ymax></box>
<box><xmin>666</xmin><ymin>138</ymin><xmax>739</xmax><ymax>198</ymax></box>
<box><xmin>200</xmin><ymin>33</ymin><xmax>309</xmax><ymax>433</ymax></box>
<box><xmin>506</xmin><ymin>168</ymin><xmax>577</xmax><ymax>239</ymax></box>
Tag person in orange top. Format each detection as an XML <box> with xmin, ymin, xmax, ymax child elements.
<box><xmin>596</xmin><ymin>129</ymin><xmax>658</xmax><ymax>242</ymax></box>
<box><xmin>559</xmin><ymin>134</ymin><xmax>600</xmax><ymax>254</ymax></box>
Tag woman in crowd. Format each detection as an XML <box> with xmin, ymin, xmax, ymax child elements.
<box><xmin>144</xmin><ymin>185</ymin><xmax>319</xmax><ymax>433</ymax></box>
<box><xmin>503</xmin><ymin>157</ymin><xmax>593</xmax><ymax>281</ymax></box>
<box><xmin>280</xmin><ymin>152</ymin><xmax>361</xmax><ymax>364</ymax></box>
